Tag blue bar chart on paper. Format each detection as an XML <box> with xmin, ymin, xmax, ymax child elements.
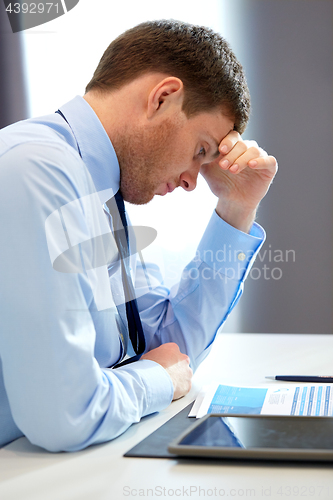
<box><xmin>194</xmin><ymin>384</ymin><xmax>333</xmax><ymax>418</ymax></box>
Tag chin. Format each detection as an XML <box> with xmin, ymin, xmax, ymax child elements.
<box><xmin>122</xmin><ymin>189</ymin><xmax>155</xmax><ymax>206</ymax></box>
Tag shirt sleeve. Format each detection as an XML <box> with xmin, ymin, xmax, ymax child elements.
<box><xmin>0</xmin><ymin>141</ymin><xmax>173</xmax><ymax>452</ymax></box>
<box><xmin>135</xmin><ymin>210</ymin><xmax>265</xmax><ymax>371</ymax></box>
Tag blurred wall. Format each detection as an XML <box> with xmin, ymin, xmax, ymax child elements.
<box><xmin>224</xmin><ymin>0</ymin><xmax>333</xmax><ymax>333</ymax></box>
<box><xmin>0</xmin><ymin>2</ymin><xmax>29</xmax><ymax>128</ymax></box>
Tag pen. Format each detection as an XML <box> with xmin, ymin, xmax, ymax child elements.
<box><xmin>266</xmin><ymin>375</ymin><xmax>333</xmax><ymax>383</ymax></box>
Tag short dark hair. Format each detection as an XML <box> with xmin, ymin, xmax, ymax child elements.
<box><xmin>85</xmin><ymin>20</ymin><xmax>250</xmax><ymax>134</ymax></box>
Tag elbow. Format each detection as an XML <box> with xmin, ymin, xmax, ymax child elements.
<box><xmin>19</xmin><ymin>411</ymin><xmax>113</xmax><ymax>453</ymax></box>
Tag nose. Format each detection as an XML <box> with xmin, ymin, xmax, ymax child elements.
<box><xmin>180</xmin><ymin>167</ymin><xmax>199</xmax><ymax>192</ymax></box>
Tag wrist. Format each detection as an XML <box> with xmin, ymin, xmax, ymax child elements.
<box><xmin>215</xmin><ymin>199</ymin><xmax>257</xmax><ymax>234</ymax></box>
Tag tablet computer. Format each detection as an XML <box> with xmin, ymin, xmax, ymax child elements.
<box><xmin>168</xmin><ymin>414</ymin><xmax>333</xmax><ymax>462</ymax></box>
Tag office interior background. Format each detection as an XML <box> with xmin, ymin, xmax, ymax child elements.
<box><xmin>0</xmin><ymin>0</ymin><xmax>332</xmax><ymax>334</ymax></box>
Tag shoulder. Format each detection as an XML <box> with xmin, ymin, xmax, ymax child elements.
<box><xmin>0</xmin><ymin>118</ymin><xmax>80</xmax><ymax>164</ymax></box>
<box><xmin>0</xmin><ymin>120</ymin><xmax>91</xmax><ymax>200</ymax></box>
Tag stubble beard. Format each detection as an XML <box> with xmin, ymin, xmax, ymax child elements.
<box><xmin>112</xmin><ymin>118</ymin><xmax>180</xmax><ymax>205</ymax></box>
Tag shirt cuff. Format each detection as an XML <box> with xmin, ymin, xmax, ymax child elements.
<box><xmin>197</xmin><ymin>211</ymin><xmax>266</xmax><ymax>281</ymax></box>
<box><xmin>117</xmin><ymin>359</ymin><xmax>174</xmax><ymax>417</ymax></box>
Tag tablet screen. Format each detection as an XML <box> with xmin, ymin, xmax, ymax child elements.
<box><xmin>179</xmin><ymin>415</ymin><xmax>333</xmax><ymax>450</ymax></box>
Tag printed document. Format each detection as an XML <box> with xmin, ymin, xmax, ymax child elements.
<box><xmin>190</xmin><ymin>384</ymin><xmax>333</xmax><ymax>419</ymax></box>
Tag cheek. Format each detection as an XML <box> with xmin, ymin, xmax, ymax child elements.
<box><xmin>152</xmin><ymin>122</ymin><xmax>194</xmax><ymax>175</ymax></box>
<box><xmin>168</xmin><ymin>138</ymin><xmax>194</xmax><ymax>169</ymax></box>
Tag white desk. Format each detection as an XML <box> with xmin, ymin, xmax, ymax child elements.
<box><xmin>0</xmin><ymin>333</ymin><xmax>332</xmax><ymax>500</ymax></box>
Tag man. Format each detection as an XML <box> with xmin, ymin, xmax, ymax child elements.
<box><xmin>0</xmin><ymin>20</ymin><xmax>277</xmax><ymax>451</ymax></box>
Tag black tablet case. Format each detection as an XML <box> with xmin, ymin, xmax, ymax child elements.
<box><xmin>124</xmin><ymin>403</ymin><xmax>194</xmax><ymax>458</ymax></box>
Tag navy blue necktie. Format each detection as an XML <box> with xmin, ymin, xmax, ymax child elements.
<box><xmin>106</xmin><ymin>192</ymin><xmax>146</xmax><ymax>366</ymax></box>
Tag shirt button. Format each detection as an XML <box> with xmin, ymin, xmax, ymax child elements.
<box><xmin>238</xmin><ymin>252</ymin><xmax>246</xmax><ymax>261</ymax></box>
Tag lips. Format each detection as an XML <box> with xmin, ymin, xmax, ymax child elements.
<box><xmin>156</xmin><ymin>183</ymin><xmax>175</xmax><ymax>196</ymax></box>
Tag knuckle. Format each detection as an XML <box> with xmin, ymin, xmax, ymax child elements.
<box><xmin>244</xmin><ymin>139</ymin><xmax>258</xmax><ymax>148</ymax></box>
<box><xmin>270</xmin><ymin>156</ymin><xmax>278</xmax><ymax>170</ymax></box>
<box><xmin>248</xmin><ymin>145</ymin><xmax>261</xmax><ymax>157</ymax></box>
<box><xmin>231</xmin><ymin>130</ymin><xmax>241</xmax><ymax>140</ymax></box>
<box><xmin>182</xmin><ymin>353</ymin><xmax>190</xmax><ymax>364</ymax></box>
<box><xmin>221</xmin><ymin>130</ymin><xmax>239</xmax><ymax>149</ymax></box>
<box><xmin>169</xmin><ymin>342</ymin><xmax>178</xmax><ymax>350</ymax></box>
<box><xmin>229</xmin><ymin>140</ymin><xmax>247</xmax><ymax>155</ymax></box>
<box><xmin>258</xmin><ymin>146</ymin><xmax>268</xmax><ymax>157</ymax></box>
<box><xmin>239</xmin><ymin>142</ymin><xmax>249</xmax><ymax>154</ymax></box>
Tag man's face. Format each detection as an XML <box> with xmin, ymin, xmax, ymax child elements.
<box><xmin>114</xmin><ymin>109</ymin><xmax>234</xmax><ymax>205</ymax></box>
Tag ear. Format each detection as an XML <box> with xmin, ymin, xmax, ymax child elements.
<box><xmin>146</xmin><ymin>77</ymin><xmax>184</xmax><ymax>119</ymax></box>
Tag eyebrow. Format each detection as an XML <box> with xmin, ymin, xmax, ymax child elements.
<box><xmin>210</xmin><ymin>139</ymin><xmax>221</xmax><ymax>160</ymax></box>
<box><xmin>211</xmin><ymin>147</ymin><xmax>221</xmax><ymax>160</ymax></box>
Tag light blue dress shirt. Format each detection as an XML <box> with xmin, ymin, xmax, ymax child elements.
<box><xmin>0</xmin><ymin>96</ymin><xmax>265</xmax><ymax>451</ymax></box>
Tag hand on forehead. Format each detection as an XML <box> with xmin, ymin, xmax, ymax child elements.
<box><xmin>217</xmin><ymin>131</ymin><xmax>276</xmax><ymax>175</ymax></box>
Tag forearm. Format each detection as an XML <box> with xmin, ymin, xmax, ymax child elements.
<box><xmin>137</xmin><ymin>211</ymin><xmax>266</xmax><ymax>371</ymax></box>
<box><xmin>215</xmin><ymin>197</ymin><xmax>257</xmax><ymax>234</ymax></box>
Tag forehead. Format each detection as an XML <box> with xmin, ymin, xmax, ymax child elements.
<box><xmin>188</xmin><ymin>110</ymin><xmax>234</xmax><ymax>140</ymax></box>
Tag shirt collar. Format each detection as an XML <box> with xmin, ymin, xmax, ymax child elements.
<box><xmin>58</xmin><ymin>95</ymin><xmax>120</xmax><ymax>204</ymax></box>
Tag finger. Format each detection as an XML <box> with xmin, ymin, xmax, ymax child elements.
<box><xmin>183</xmin><ymin>354</ymin><xmax>191</xmax><ymax>365</ymax></box>
<box><xmin>219</xmin><ymin>143</ymin><xmax>259</xmax><ymax>172</ymax></box>
<box><xmin>227</xmin><ymin>146</ymin><xmax>264</xmax><ymax>173</ymax></box>
<box><xmin>248</xmin><ymin>155</ymin><xmax>278</xmax><ymax>173</ymax></box>
<box><xmin>219</xmin><ymin>130</ymin><xmax>241</xmax><ymax>155</ymax></box>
